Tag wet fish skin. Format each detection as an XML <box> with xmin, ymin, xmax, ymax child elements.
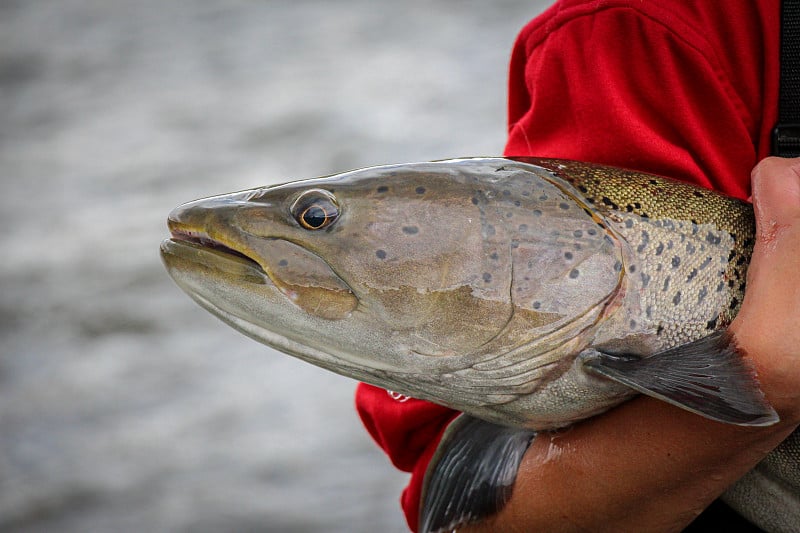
<box><xmin>160</xmin><ymin>157</ymin><xmax>798</xmax><ymax>533</ymax></box>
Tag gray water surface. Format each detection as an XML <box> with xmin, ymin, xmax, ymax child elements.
<box><xmin>0</xmin><ymin>1</ymin><xmax>549</xmax><ymax>531</ymax></box>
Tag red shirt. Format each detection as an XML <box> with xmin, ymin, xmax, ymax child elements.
<box><xmin>356</xmin><ymin>1</ymin><xmax>779</xmax><ymax>530</ymax></box>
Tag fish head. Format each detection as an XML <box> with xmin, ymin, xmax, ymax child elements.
<box><xmin>161</xmin><ymin>158</ymin><xmax>624</xmax><ymax>406</ymax></box>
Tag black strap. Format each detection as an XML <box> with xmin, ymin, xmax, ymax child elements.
<box><xmin>774</xmin><ymin>0</ymin><xmax>800</xmax><ymax>156</ymax></box>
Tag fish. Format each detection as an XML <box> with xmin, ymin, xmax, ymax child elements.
<box><xmin>160</xmin><ymin>157</ymin><xmax>799</xmax><ymax>533</ymax></box>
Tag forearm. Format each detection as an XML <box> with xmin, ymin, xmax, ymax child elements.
<box><xmin>461</xmin><ymin>396</ymin><xmax>797</xmax><ymax>533</ymax></box>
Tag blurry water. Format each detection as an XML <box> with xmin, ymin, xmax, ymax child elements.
<box><xmin>0</xmin><ymin>1</ymin><xmax>549</xmax><ymax>531</ymax></box>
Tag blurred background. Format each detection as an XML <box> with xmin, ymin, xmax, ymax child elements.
<box><xmin>0</xmin><ymin>1</ymin><xmax>549</xmax><ymax>531</ymax></box>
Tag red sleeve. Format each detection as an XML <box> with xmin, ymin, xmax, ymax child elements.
<box><xmin>506</xmin><ymin>0</ymin><xmax>779</xmax><ymax>200</ymax></box>
<box><xmin>355</xmin><ymin>383</ymin><xmax>458</xmax><ymax>530</ymax></box>
<box><xmin>356</xmin><ymin>1</ymin><xmax>778</xmax><ymax>531</ymax></box>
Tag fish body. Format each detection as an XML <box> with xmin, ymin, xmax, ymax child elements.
<box><xmin>161</xmin><ymin>158</ymin><xmax>798</xmax><ymax>532</ymax></box>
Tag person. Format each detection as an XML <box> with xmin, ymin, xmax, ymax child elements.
<box><xmin>356</xmin><ymin>0</ymin><xmax>800</xmax><ymax>530</ymax></box>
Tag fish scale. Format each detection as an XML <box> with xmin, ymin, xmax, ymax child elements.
<box><xmin>520</xmin><ymin>157</ymin><xmax>754</xmax><ymax>326</ymax></box>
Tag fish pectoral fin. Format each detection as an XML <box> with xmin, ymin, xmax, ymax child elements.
<box><xmin>419</xmin><ymin>414</ymin><xmax>535</xmax><ymax>533</ymax></box>
<box><xmin>582</xmin><ymin>330</ymin><xmax>779</xmax><ymax>427</ymax></box>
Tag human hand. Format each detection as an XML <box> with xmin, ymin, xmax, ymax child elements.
<box><xmin>730</xmin><ymin>156</ymin><xmax>800</xmax><ymax>425</ymax></box>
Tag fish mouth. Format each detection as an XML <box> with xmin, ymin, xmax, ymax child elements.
<box><xmin>167</xmin><ymin>228</ymin><xmax>264</xmax><ymax>272</ymax></box>
<box><xmin>162</xmin><ymin>216</ymin><xmax>358</xmax><ymax>320</ymax></box>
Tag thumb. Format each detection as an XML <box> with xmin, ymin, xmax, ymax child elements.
<box><xmin>750</xmin><ymin>157</ymin><xmax>800</xmax><ymax>248</ymax></box>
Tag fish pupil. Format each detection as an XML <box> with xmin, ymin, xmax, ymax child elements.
<box><xmin>302</xmin><ymin>205</ymin><xmax>329</xmax><ymax>229</ymax></box>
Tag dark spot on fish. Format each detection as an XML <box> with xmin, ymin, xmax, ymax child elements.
<box><xmin>376</xmin><ymin>250</ymin><xmax>387</xmax><ymax>260</ymax></box>
<box><xmin>673</xmin><ymin>291</ymin><xmax>682</xmax><ymax>305</ymax></box>
<box><xmin>671</xmin><ymin>256</ymin><xmax>681</xmax><ymax>268</ymax></box>
<box><xmin>636</xmin><ymin>231</ymin><xmax>650</xmax><ymax>253</ymax></box>
<box><xmin>574</xmin><ymin>243</ymin><xmax>583</xmax><ymax>250</ymax></box>
<box><xmin>514</xmin><ymin>201</ymin><xmax>521</xmax><ymax>207</ymax></box>
<box><xmin>646</xmin><ymin>305</ymin><xmax>653</xmax><ymax>318</ymax></box>
<box><xmin>559</xmin><ymin>202</ymin><xmax>570</xmax><ymax>210</ymax></box>
<box><xmin>613</xmin><ymin>261</ymin><xmax>622</xmax><ymax>272</ymax></box>
<box><xmin>485</xmin><ymin>225</ymin><xmax>496</xmax><ymax>236</ymax></box>
<box><xmin>686</xmin><ymin>242</ymin><xmax>696</xmax><ymax>254</ymax></box>
<box><xmin>698</xmin><ymin>286</ymin><xmax>708</xmax><ymax>303</ymax></box>
<box><xmin>587</xmin><ymin>228</ymin><xmax>598</xmax><ymax>236</ymax></box>
<box><xmin>630</xmin><ymin>319</ymin><xmax>637</xmax><ymax>328</ymax></box>
<box><xmin>633</xmin><ymin>202</ymin><xmax>642</xmax><ymax>209</ymax></box>
<box><xmin>624</xmin><ymin>219</ymin><xmax>634</xmax><ymax>228</ymax></box>
<box><xmin>699</xmin><ymin>256</ymin><xmax>712</xmax><ymax>270</ymax></box>
<box><xmin>736</xmin><ymin>255</ymin><xmax>747</xmax><ymax>266</ymax></box>
<box><xmin>490</xmin><ymin>252</ymin><xmax>499</xmax><ymax>260</ymax></box>
<box><xmin>506</xmin><ymin>212</ymin><xmax>514</xmax><ymax>218</ymax></box>
<box><xmin>471</xmin><ymin>197</ymin><xmax>479</xmax><ymax>205</ymax></box>
<box><xmin>402</xmin><ymin>226</ymin><xmax>419</xmax><ymax>235</ymax></box>
<box><xmin>578</xmin><ymin>184</ymin><xmax>588</xmax><ymax>193</ymax></box>
<box><xmin>693</xmin><ymin>190</ymin><xmax>705</xmax><ymax>198</ymax></box>
<box><xmin>533</xmin><ymin>209</ymin><xmax>543</xmax><ymax>217</ymax></box>
<box><xmin>626</xmin><ymin>204</ymin><xmax>634</xmax><ymax>212</ymax></box>
<box><xmin>656</xmin><ymin>324</ymin><xmax>664</xmax><ymax>334</ymax></box>
<box><xmin>416</xmin><ymin>186</ymin><xmax>426</xmax><ymax>195</ymax></box>
<box><xmin>686</xmin><ymin>268</ymin><xmax>698</xmax><ymax>282</ymax></box>
<box><xmin>377</xmin><ymin>185</ymin><xmax>389</xmax><ymax>193</ymax></box>
<box><xmin>728</xmin><ymin>250</ymin><xmax>737</xmax><ymax>262</ymax></box>
<box><xmin>601</xmin><ymin>196</ymin><xmax>619</xmax><ymax>209</ymax></box>
<box><xmin>569</xmin><ymin>268</ymin><xmax>580</xmax><ymax>279</ymax></box>
<box><xmin>729</xmin><ymin>296</ymin><xmax>739</xmax><ymax>310</ymax></box>
<box><xmin>663</xmin><ymin>276</ymin><xmax>671</xmax><ymax>291</ymax></box>
<box><xmin>573</xmin><ymin>230</ymin><xmax>583</xmax><ymax>238</ymax></box>
<box><xmin>540</xmin><ymin>194</ymin><xmax>549</xmax><ymax>201</ymax></box>
<box><xmin>641</xmin><ymin>272</ymin><xmax>651</xmax><ymax>288</ymax></box>
<box><xmin>648</xmin><ymin>179</ymin><xmax>658</xmax><ymax>185</ymax></box>
<box><xmin>667</xmin><ymin>240</ymin><xmax>674</xmax><ymax>250</ymax></box>
<box><xmin>629</xmin><ymin>264</ymin><xmax>637</xmax><ymax>273</ymax></box>
<box><xmin>511</xmin><ymin>240</ymin><xmax>520</xmax><ymax>249</ymax></box>
<box><xmin>706</xmin><ymin>317</ymin><xmax>718</xmax><ymax>330</ymax></box>
<box><xmin>502</xmin><ymin>189</ymin><xmax>511</xmax><ymax>196</ymax></box>
<box><xmin>706</xmin><ymin>232</ymin><xmax>722</xmax><ymax>245</ymax></box>
<box><xmin>655</xmin><ymin>242</ymin><xmax>664</xmax><ymax>255</ymax></box>
<box><xmin>483</xmin><ymin>272</ymin><xmax>492</xmax><ymax>283</ymax></box>
<box><xmin>522</xmin><ymin>191</ymin><xmax>531</xmax><ymax>197</ymax></box>
<box><xmin>278</xmin><ymin>259</ymin><xmax>288</xmax><ymax>267</ymax></box>
<box><xmin>519</xmin><ymin>223</ymin><xmax>528</xmax><ymax>232</ymax></box>
<box><xmin>716</xmin><ymin>281</ymin><xmax>725</xmax><ymax>292</ymax></box>
<box><xmin>565</xmin><ymin>251</ymin><xmax>574</xmax><ymax>260</ymax></box>
<box><xmin>743</xmin><ymin>237</ymin><xmax>755</xmax><ymax>248</ymax></box>
<box><xmin>533</xmin><ymin>301</ymin><xmax>541</xmax><ymax>309</ymax></box>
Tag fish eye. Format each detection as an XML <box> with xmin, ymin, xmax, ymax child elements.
<box><xmin>291</xmin><ymin>189</ymin><xmax>340</xmax><ymax>230</ymax></box>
